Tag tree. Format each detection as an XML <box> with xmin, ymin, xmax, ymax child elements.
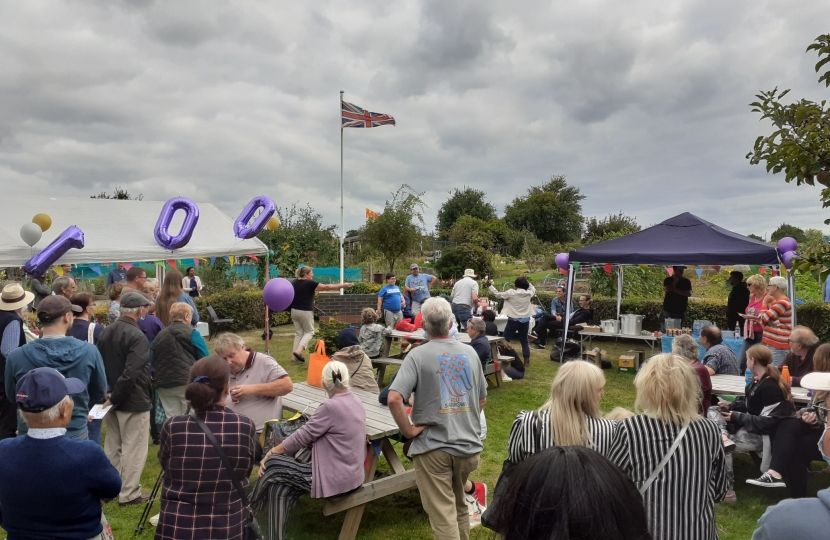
<box><xmin>770</xmin><ymin>223</ymin><xmax>807</xmax><ymax>243</ymax></box>
<box><xmin>362</xmin><ymin>185</ymin><xmax>427</xmax><ymax>272</ymax></box>
<box><xmin>746</xmin><ymin>34</ymin><xmax>830</xmax><ymax>222</ymax></box>
<box><xmin>434</xmin><ymin>243</ymin><xmax>494</xmax><ymax>280</ymax></box>
<box><xmin>503</xmin><ymin>175</ymin><xmax>585</xmax><ymax>243</ymax></box>
<box><xmin>583</xmin><ymin>212</ymin><xmax>641</xmax><ymax>245</ymax></box>
<box><xmin>747</xmin><ymin>233</ymin><xmax>767</xmax><ymax>242</ymax></box>
<box><xmin>436</xmin><ymin>187</ymin><xmax>497</xmax><ymax>237</ymax></box>
<box><xmin>91</xmin><ymin>187</ymin><xmax>143</xmax><ymax>200</ymax></box>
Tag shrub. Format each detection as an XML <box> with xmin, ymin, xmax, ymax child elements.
<box><xmin>194</xmin><ymin>288</ymin><xmax>290</xmax><ymax>331</ymax></box>
<box><xmin>311</xmin><ymin>318</ymin><xmax>352</xmax><ymax>354</ymax></box>
<box><xmin>434</xmin><ymin>244</ymin><xmax>495</xmax><ymax>280</ymax></box>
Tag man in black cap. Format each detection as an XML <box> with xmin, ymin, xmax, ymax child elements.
<box><xmin>0</xmin><ymin>367</ymin><xmax>121</xmax><ymax>539</ymax></box>
<box><xmin>661</xmin><ymin>265</ymin><xmax>692</xmax><ymax>331</ymax></box>
<box><xmin>96</xmin><ymin>290</ymin><xmax>154</xmax><ymax>506</ymax></box>
<box><xmin>5</xmin><ymin>296</ymin><xmax>107</xmax><ymax>441</ymax></box>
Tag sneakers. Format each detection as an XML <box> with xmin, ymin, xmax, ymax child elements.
<box><xmin>501</xmin><ymin>373</ymin><xmax>513</xmax><ymax>382</ymax></box>
<box><xmin>466</xmin><ymin>482</ymin><xmax>488</xmax><ymax>527</ymax></box>
<box><xmin>473</xmin><ymin>481</ymin><xmax>487</xmax><ymax>506</ymax></box>
<box><xmin>721</xmin><ymin>490</ymin><xmax>737</xmax><ymax>503</ymax></box>
<box><xmin>747</xmin><ymin>472</ymin><xmax>786</xmax><ymax>488</ymax></box>
<box><xmin>532</xmin><ymin>342</ymin><xmax>545</xmax><ymax>350</ymax></box>
<box><xmin>119</xmin><ymin>493</ymin><xmax>151</xmax><ymax>507</ymax></box>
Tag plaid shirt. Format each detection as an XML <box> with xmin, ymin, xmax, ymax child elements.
<box><xmin>156</xmin><ymin>406</ymin><xmax>256</xmax><ymax>540</ymax></box>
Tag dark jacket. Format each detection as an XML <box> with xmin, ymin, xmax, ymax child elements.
<box><xmin>569</xmin><ymin>307</ymin><xmax>594</xmax><ymax>326</ymax></box>
<box><xmin>727</xmin><ymin>282</ymin><xmax>751</xmax><ymax>333</ymax></box>
<box><xmin>782</xmin><ymin>345</ymin><xmax>818</xmax><ymax>387</ymax></box>
<box><xmin>729</xmin><ymin>376</ymin><xmax>795</xmax><ymax>434</ymax></box>
<box><xmin>97</xmin><ymin>317</ymin><xmax>153</xmax><ymax>412</ymax></box>
<box><xmin>470</xmin><ymin>333</ymin><xmax>492</xmax><ymax>367</ymax></box>
<box><xmin>152</xmin><ymin>322</ymin><xmax>200</xmax><ymax>389</ymax></box>
<box><xmin>6</xmin><ymin>337</ymin><xmax>107</xmax><ymax>438</ymax></box>
<box><xmin>484</xmin><ymin>321</ymin><xmax>498</xmax><ymax>336</ymax></box>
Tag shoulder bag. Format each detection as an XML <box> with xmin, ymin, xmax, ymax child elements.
<box><xmin>261</xmin><ymin>411</ymin><xmax>313</xmax><ymax>463</ymax></box>
<box><xmin>638</xmin><ymin>423</ymin><xmax>689</xmax><ymax>495</ymax></box>
<box><xmin>192</xmin><ymin>414</ymin><xmax>264</xmax><ymax>540</ymax></box>
<box><xmin>481</xmin><ymin>411</ymin><xmax>543</xmax><ymax>532</ymax></box>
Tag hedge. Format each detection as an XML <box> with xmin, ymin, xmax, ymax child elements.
<box><xmin>194</xmin><ymin>288</ymin><xmax>291</xmax><ymax>331</ymax></box>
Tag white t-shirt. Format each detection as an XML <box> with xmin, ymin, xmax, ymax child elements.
<box><xmin>451</xmin><ymin>277</ymin><xmax>479</xmax><ymax>306</ymax></box>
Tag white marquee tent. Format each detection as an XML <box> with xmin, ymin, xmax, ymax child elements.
<box><xmin>0</xmin><ymin>198</ymin><xmax>267</xmax><ymax>267</ymax></box>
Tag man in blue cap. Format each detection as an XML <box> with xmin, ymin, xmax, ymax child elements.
<box><xmin>0</xmin><ymin>367</ymin><xmax>121</xmax><ymax>539</ymax></box>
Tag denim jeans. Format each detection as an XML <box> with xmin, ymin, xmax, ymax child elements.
<box><xmin>452</xmin><ymin>303</ymin><xmax>472</xmax><ymax>331</ymax></box>
<box><xmin>739</xmin><ymin>334</ymin><xmax>764</xmax><ymax>373</ymax></box>
<box><xmin>503</xmin><ymin>318</ymin><xmax>530</xmax><ymax>361</ymax></box>
<box><xmin>769</xmin><ymin>346</ymin><xmax>789</xmax><ymax>368</ymax></box>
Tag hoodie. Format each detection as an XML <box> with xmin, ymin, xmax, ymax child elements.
<box><xmin>752</xmin><ymin>488</ymin><xmax>830</xmax><ymax>539</ymax></box>
<box><xmin>5</xmin><ymin>337</ymin><xmax>108</xmax><ymax>438</ymax></box>
<box><xmin>333</xmin><ymin>329</ymin><xmax>379</xmax><ymax>393</ymax></box>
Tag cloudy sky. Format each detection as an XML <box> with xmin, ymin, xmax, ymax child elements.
<box><xmin>2</xmin><ymin>1</ymin><xmax>829</xmax><ymax>239</ymax></box>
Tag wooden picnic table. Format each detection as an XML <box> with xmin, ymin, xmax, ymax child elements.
<box><xmin>710</xmin><ymin>374</ymin><xmax>812</xmax><ymax>403</ymax></box>
<box><xmin>371</xmin><ymin>357</ymin><xmax>403</xmax><ymax>387</ymax></box>
<box><xmin>280</xmin><ymin>383</ymin><xmax>416</xmax><ymax>540</ymax></box>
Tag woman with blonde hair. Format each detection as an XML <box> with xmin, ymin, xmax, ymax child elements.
<box><xmin>609</xmin><ymin>353</ymin><xmax>727</xmax><ymax>540</ymax></box>
<box><xmin>507</xmin><ymin>360</ymin><xmax>616</xmax><ymax>464</ymax></box>
<box><xmin>738</xmin><ymin>273</ymin><xmax>768</xmax><ymax>371</ymax></box>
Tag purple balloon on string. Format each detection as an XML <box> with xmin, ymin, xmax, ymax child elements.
<box><xmin>155</xmin><ymin>197</ymin><xmax>200</xmax><ymax>251</ymax></box>
<box><xmin>777</xmin><ymin>237</ymin><xmax>798</xmax><ymax>254</ymax></box>
<box><xmin>782</xmin><ymin>250</ymin><xmax>796</xmax><ymax>270</ymax></box>
<box><xmin>263</xmin><ymin>278</ymin><xmax>295</xmax><ymax>311</ymax></box>
<box><xmin>234</xmin><ymin>196</ymin><xmax>276</xmax><ymax>240</ymax></box>
<box><xmin>554</xmin><ymin>253</ymin><xmax>570</xmax><ymax>270</ymax></box>
<box><xmin>24</xmin><ymin>226</ymin><xmax>84</xmax><ymax>276</ymax></box>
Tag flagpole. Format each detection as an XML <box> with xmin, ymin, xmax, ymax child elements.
<box><xmin>339</xmin><ymin>90</ymin><xmax>345</xmax><ymax>295</ymax></box>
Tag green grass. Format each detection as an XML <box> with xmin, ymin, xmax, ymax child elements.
<box><xmin>32</xmin><ymin>329</ymin><xmax>830</xmax><ymax>540</ymax></box>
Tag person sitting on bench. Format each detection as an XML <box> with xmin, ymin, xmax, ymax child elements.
<box><xmin>534</xmin><ymin>295</ymin><xmax>594</xmax><ymax>350</ymax></box>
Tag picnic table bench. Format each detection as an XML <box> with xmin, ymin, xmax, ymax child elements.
<box><xmin>371</xmin><ymin>357</ymin><xmax>403</xmax><ymax>386</ymax></box>
<box><xmin>281</xmin><ymin>383</ymin><xmax>416</xmax><ymax>540</ymax></box>
<box><xmin>710</xmin><ymin>374</ymin><xmax>812</xmax><ymax>403</ymax></box>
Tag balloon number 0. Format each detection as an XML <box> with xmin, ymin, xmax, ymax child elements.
<box><xmin>24</xmin><ymin>226</ymin><xmax>85</xmax><ymax>276</ymax></box>
<box><xmin>154</xmin><ymin>198</ymin><xmax>200</xmax><ymax>251</ymax></box>
<box><xmin>234</xmin><ymin>196</ymin><xmax>276</xmax><ymax>240</ymax></box>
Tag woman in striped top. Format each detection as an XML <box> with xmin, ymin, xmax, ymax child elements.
<box><xmin>609</xmin><ymin>353</ymin><xmax>727</xmax><ymax>540</ymax></box>
<box><xmin>507</xmin><ymin>360</ymin><xmax>617</xmax><ymax>463</ymax></box>
<box><xmin>758</xmin><ymin>276</ymin><xmax>792</xmax><ymax>367</ymax></box>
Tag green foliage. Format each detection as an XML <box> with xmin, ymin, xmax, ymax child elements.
<box><xmin>770</xmin><ymin>223</ymin><xmax>806</xmax><ymax>243</ymax></box>
<box><xmin>588</xmin><ymin>266</ymin><xmax>666</xmax><ymax>299</ymax></box>
<box><xmin>746</xmin><ymin>35</ymin><xmax>830</xmax><ymax>222</ymax></box>
<box><xmin>433</xmin><ymin>244</ymin><xmax>494</xmax><ymax>280</ymax></box>
<box><xmin>747</xmin><ymin>233</ymin><xmax>767</xmax><ymax>242</ymax></box>
<box><xmin>194</xmin><ymin>288</ymin><xmax>290</xmax><ymax>331</ymax></box>
<box><xmin>504</xmin><ymin>175</ymin><xmax>585</xmax><ymax>243</ymax></box>
<box><xmin>583</xmin><ymin>212</ymin><xmax>641</xmax><ymax>245</ymax></box>
<box><xmin>199</xmin><ymin>257</ymin><xmax>236</xmax><ymax>294</ymax></box>
<box><xmin>90</xmin><ymin>187</ymin><xmax>143</xmax><ymax>200</ymax></box>
<box><xmin>436</xmin><ymin>186</ymin><xmax>497</xmax><ymax>237</ymax></box>
<box><xmin>311</xmin><ymin>318</ymin><xmax>352</xmax><ymax>354</ymax></box>
<box><xmin>447</xmin><ymin>216</ymin><xmax>541</xmax><ymax>258</ymax></box>
<box><xmin>362</xmin><ymin>185</ymin><xmax>427</xmax><ymax>273</ymax></box>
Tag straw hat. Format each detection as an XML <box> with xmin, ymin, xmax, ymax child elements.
<box><xmin>0</xmin><ymin>283</ymin><xmax>35</xmax><ymax>312</ymax></box>
<box><xmin>463</xmin><ymin>269</ymin><xmax>476</xmax><ymax>278</ymax></box>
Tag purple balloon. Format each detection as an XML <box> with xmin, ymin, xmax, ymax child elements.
<box><xmin>155</xmin><ymin>197</ymin><xmax>200</xmax><ymax>251</ymax></box>
<box><xmin>24</xmin><ymin>226</ymin><xmax>84</xmax><ymax>276</ymax></box>
<box><xmin>263</xmin><ymin>277</ymin><xmax>295</xmax><ymax>312</ymax></box>
<box><xmin>555</xmin><ymin>253</ymin><xmax>570</xmax><ymax>270</ymax></box>
<box><xmin>782</xmin><ymin>250</ymin><xmax>796</xmax><ymax>270</ymax></box>
<box><xmin>234</xmin><ymin>196</ymin><xmax>276</xmax><ymax>240</ymax></box>
<box><xmin>777</xmin><ymin>237</ymin><xmax>798</xmax><ymax>254</ymax></box>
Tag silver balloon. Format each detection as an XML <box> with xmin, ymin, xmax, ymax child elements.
<box><xmin>20</xmin><ymin>222</ymin><xmax>42</xmax><ymax>247</ymax></box>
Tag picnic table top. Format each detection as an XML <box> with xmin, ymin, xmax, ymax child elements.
<box><xmin>281</xmin><ymin>382</ymin><xmax>400</xmax><ymax>441</ymax></box>
<box><xmin>384</xmin><ymin>329</ymin><xmax>502</xmax><ymax>344</ymax></box>
<box><xmin>371</xmin><ymin>357</ymin><xmax>404</xmax><ymax>365</ymax></box>
<box><xmin>710</xmin><ymin>374</ymin><xmax>811</xmax><ymax>403</ymax></box>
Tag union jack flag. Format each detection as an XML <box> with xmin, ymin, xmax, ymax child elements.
<box><xmin>341</xmin><ymin>101</ymin><xmax>396</xmax><ymax>128</ymax></box>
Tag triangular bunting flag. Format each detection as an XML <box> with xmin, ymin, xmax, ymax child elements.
<box><xmin>695</xmin><ymin>269</ymin><xmax>703</xmax><ymax>278</ymax></box>
<box><xmin>603</xmin><ymin>264</ymin><xmax>613</xmax><ymax>276</ymax></box>
<box><xmin>759</xmin><ymin>267</ymin><xmax>767</xmax><ymax>274</ymax></box>
<box><xmin>666</xmin><ymin>267</ymin><xmax>674</xmax><ymax>277</ymax></box>
<box><xmin>167</xmin><ymin>260</ymin><xmax>177</xmax><ymax>270</ymax></box>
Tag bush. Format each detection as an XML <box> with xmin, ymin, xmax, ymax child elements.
<box><xmin>194</xmin><ymin>288</ymin><xmax>290</xmax><ymax>331</ymax></box>
<box><xmin>311</xmin><ymin>318</ymin><xmax>352</xmax><ymax>354</ymax></box>
<box><xmin>434</xmin><ymin>243</ymin><xmax>494</xmax><ymax>280</ymax></box>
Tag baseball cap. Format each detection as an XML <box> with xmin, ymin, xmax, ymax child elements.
<box><xmin>15</xmin><ymin>367</ymin><xmax>84</xmax><ymax>413</ymax></box>
<box><xmin>410</xmin><ymin>263</ymin><xmax>419</xmax><ymax>270</ymax></box>
<box><xmin>120</xmin><ymin>291</ymin><xmax>152</xmax><ymax>308</ymax></box>
<box><xmin>36</xmin><ymin>295</ymin><xmax>83</xmax><ymax>323</ymax></box>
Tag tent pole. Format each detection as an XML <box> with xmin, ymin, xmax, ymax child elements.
<box><xmin>616</xmin><ymin>265</ymin><xmax>623</xmax><ymax>321</ymax></box>
<box><xmin>265</xmin><ymin>251</ymin><xmax>270</xmax><ymax>355</ymax></box>
<box><xmin>788</xmin><ymin>270</ymin><xmax>797</xmax><ymax>327</ymax></box>
<box><xmin>560</xmin><ymin>264</ymin><xmax>575</xmax><ymax>363</ymax></box>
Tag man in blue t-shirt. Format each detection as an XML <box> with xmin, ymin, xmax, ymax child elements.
<box><xmin>106</xmin><ymin>262</ymin><xmax>127</xmax><ymax>287</ymax></box>
<box><xmin>404</xmin><ymin>263</ymin><xmax>435</xmax><ymax>314</ymax></box>
<box><xmin>377</xmin><ymin>273</ymin><xmax>406</xmax><ymax>329</ymax></box>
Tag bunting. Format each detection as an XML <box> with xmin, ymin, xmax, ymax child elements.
<box><xmin>666</xmin><ymin>267</ymin><xmax>674</xmax><ymax>277</ymax></box>
<box><xmin>603</xmin><ymin>264</ymin><xmax>613</xmax><ymax>276</ymax></box>
<box><xmin>167</xmin><ymin>260</ymin><xmax>177</xmax><ymax>270</ymax></box>
<box><xmin>695</xmin><ymin>269</ymin><xmax>703</xmax><ymax>278</ymax></box>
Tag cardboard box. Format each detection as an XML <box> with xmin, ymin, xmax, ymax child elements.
<box><xmin>580</xmin><ymin>325</ymin><xmax>602</xmax><ymax>333</ymax></box>
<box><xmin>619</xmin><ymin>354</ymin><xmax>637</xmax><ymax>373</ymax></box>
<box><xmin>584</xmin><ymin>349</ymin><xmax>607</xmax><ymax>367</ymax></box>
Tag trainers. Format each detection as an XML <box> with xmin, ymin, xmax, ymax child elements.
<box><xmin>721</xmin><ymin>490</ymin><xmax>737</xmax><ymax>503</ymax></box>
<box><xmin>746</xmin><ymin>472</ymin><xmax>786</xmax><ymax>488</ymax></box>
<box><xmin>532</xmin><ymin>342</ymin><xmax>545</xmax><ymax>350</ymax></box>
<box><xmin>501</xmin><ymin>373</ymin><xmax>513</xmax><ymax>382</ymax></box>
<box><xmin>473</xmin><ymin>481</ymin><xmax>488</xmax><ymax>506</ymax></box>
<box><xmin>465</xmin><ymin>492</ymin><xmax>486</xmax><ymax>527</ymax></box>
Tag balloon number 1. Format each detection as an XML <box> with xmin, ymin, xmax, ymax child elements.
<box><xmin>24</xmin><ymin>226</ymin><xmax>85</xmax><ymax>276</ymax></box>
<box><xmin>234</xmin><ymin>196</ymin><xmax>276</xmax><ymax>240</ymax></box>
<box><xmin>154</xmin><ymin>198</ymin><xmax>200</xmax><ymax>251</ymax></box>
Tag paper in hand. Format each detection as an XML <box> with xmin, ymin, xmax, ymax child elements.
<box><xmin>89</xmin><ymin>404</ymin><xmax>113</xmax><ymax>420</ymax></box>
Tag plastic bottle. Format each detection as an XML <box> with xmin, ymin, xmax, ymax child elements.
<box><xmin>782</xmin><ymin>365</ymin><xmax>791</xmax><ymax>384</ymax></box>
<box><xmin>735</xmin><ymin>322</ymin><xmax>741</xmax><ymax>337</ymax></box>
<box><xmin>745</xmin><ymin>368</ymin><xmax>753</xmax><ymax>387</ymax></box>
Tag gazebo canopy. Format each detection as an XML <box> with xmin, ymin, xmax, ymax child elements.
<box><xmin>569</xmin><ymin>212</ymin><xmax>779</xmax><ymax>266</ymax></box>
<box><xmin>0</xmin><ymin>198</ymin><xmax>267</xmax><ymax>267</ymax></box>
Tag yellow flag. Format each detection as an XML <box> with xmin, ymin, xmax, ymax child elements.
<box><xmin>54</xmin><ymin>266</ymin><xmax>64</xmax><ymax>276</ymax></box>
<box><xmin>639</xmin><ymin>264</ymin><xmax>648</xmax><ymax>270</ymax></box>
<box><xmin>229</xmin><ymin>256</ymin><xmax>235</xmax><ymax>266</ymax></box>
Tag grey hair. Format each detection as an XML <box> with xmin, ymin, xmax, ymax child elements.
<box><xmin>145</xmin><ymin>278</ymin><xmax>158</xmax><ymax>284</ymax></box>
<box><xmin>468</xmin><ymin>318</ymin><xmax>486</xmax><ymax>333</ymax></box>
<box><xmin>421</xmin><ymin>297</ymin><xmax>452</xmax><ymax>338</ymax></box>
<box><xmin>119</xmin><ymin>306</ymin><xmax>140</xmax><ymax>316</ymax></box>
<box><xmin>214</xmin><ymin>332</ymin><xmax>246</xmax><ymax>354</ymax></box>
<box><xmin>20</xmin><ymin>395</ymin><xmax>72</xmax><ymax>425</ymax></box>
<box><xmin>769</xmin><ymin>276</ymin><xmax>787</xmax><ymax>292</ymax></box>
<box><xmin>791</xmin><ymin>326</ymin><xmax>820</xmax><ymax>347</ymax></box>
<box><xmin>671</xmin><ymin>334</ymin><xmax>699</xmax><ymax>361</ymax></box>
<box><xmin>51</xmin><ymin>276</ymin><xmax>72</xmax><ymax>294</ymax></box>
<box><xmin>322</xmin><ymin>360</ymin><xmax>350</xmax><ymax>393</ymax></box>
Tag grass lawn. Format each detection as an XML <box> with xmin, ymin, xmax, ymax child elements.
<box><xmin>54</xmin><ymin>328</ymin><xmax>830</xmax><ymax>540</ymax></box>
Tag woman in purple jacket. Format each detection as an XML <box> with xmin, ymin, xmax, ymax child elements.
<box><xmin>253</xmin><ymin>360</ymin><xmax>367</xmax><ymax>540</ymax></box>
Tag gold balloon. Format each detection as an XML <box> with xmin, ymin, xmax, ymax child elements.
<box><xmin>266</xmin><ymin>217</ymin><xmax>280</xmax><ymax>231</ymax></box>
<box><xmin>32</xmin><ymin>213</ymin><xmax>52</xmax><ymax>232</ymax></box>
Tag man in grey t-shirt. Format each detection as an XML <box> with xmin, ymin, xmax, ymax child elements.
<box><xmin>389</xmin><ymin>297</ymin><xmax>486</xmax><ymax>540</ymax></box>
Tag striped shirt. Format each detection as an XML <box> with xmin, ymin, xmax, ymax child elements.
<box><xmin>608</xmin><ymin>415</ymin><xmax>728</xmax><ymax>540</ymax></box>
<box><xmin>760</xmin><ymin>297</ymin><xmax>792</xmax><ymax>350</ymax></box>
<box><xmin>506</xmin><ymin>409</ymin><xmax>617</xmax><ymax>463</ymax></box>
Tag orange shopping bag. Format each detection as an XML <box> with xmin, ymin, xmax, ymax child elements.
<box><xmin>307</xmin><ymin>340</ymin><xmax>329</xmax><ymax>388</ymax></box>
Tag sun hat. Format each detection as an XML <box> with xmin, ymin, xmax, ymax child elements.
<box><xmin>37</xmin><ymin>296</ymin><xmax>83</xmax><ymax>323</ymax></box>
<box><xmin>0</xmin><ymin>283</ymin><xmax>35</xmax><ymax>312</ymax></box>
<box><xmin>15</xmin><ymin>367</ymin><xmax>84</xmax><ymax>413</ymax></box>
<box><xmin>463</xmin><ymin>269</ymin><xmax>476</xmax><ymax>278</ymax></box>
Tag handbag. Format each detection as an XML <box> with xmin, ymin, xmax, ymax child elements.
<box><xmin>638</xmin><ymin>424</ymin><xmax>689</xmax><ymax>495</ymax></box>
<box><xmin>307</xmin><ymin>340</ymin><xmax>329</xmax><ymax>388</ymax></box>
<box><xmin>192</xmin><ymin>414</ymin><xmax>265</xmax><ymax>540</ymax></box>
<box><xmin>481</xmin><ymin>412</ymin><xmax>543</xmax><ymax>532</ymax></box>
<box><xmin>261</xmin><ymin>411</ymin><xmax>313</xmax><ymax>463</ymax></box>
